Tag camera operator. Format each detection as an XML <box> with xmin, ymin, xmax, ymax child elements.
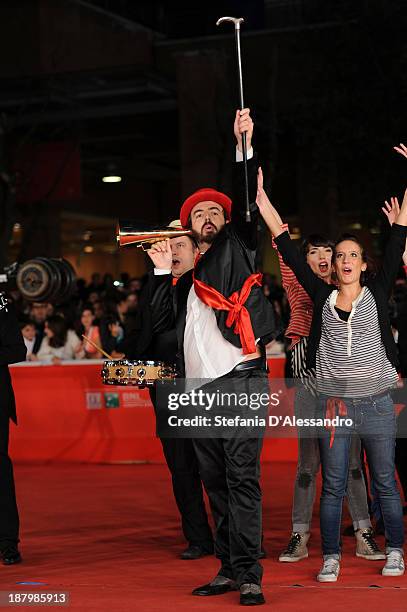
<box><xmin>0</xmin><ymin>292</ymin><xmax>26</xmax><ymax>564</ymax></box>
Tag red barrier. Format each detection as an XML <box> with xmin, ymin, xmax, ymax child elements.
<box><xmin>10</xmin><ymin>359</ymin><xmax>298</xmax><ymax>464</ymax></box>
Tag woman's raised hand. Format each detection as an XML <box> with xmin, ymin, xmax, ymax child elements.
<box><xmin>382</xmin><ymin>196</ymin><xmax>400</xmax><ymax>226</ymax></box>
<box><xmin>256</xmin><ymin>168</ymin><xmax>284</xmax><ymax>236</ymax></box>
<box><xmin>394</xmin><ymin>143</ymin><xmax>407</xmax><ymax>160</ymax></box>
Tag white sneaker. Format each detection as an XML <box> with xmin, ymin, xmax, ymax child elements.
<box><xmin>382</xmin><ymin>550</ymin><xmax>405</xmax><ymax>576</ymax></box>
<box><xmin>317</xmin><ymin>557</ymin><xmax>340</xmax><ymax>582</ymax></box>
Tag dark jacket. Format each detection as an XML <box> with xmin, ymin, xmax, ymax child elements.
<box><xmin>121</xmin><ymin>271</ymin><xmax>178</xmax><ymax>364</ymax></box>
<box><xmin>396</xmin><ymin>293</ymin><xmax>407</xmax><ymax>377</ymax></box>
<box><xmin>0</xmin><ymin>294</ymin><xmax>27</xmax><ymax>423</ymax></box>
<box><xmin>150</xmin><ymin>156</ymin><xmax>277</xmax><ymax>374</ymax></box>
<box><xmin>274</xmin><ymin>223</ymin><xmax>407</xmax><ymax>371</ymax></box>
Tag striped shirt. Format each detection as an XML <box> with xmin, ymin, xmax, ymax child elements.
<box><xmin>317</xmin><ymin>286</ymin><xmax>398</xmax><ymax>398</ymax></box>
<box><xmin>272</xmin><ymin>224</ymin><xmax>313</xmax><ymax>349</ymax></box>
<box><xmin>291</xmin><ymin>337</ymin><xmax>317</xmax><ymax>396</ymax></box>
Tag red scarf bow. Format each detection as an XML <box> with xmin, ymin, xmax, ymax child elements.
<box><xmin>193</xmin><ymin>273</ymin><xmax>263</xmax><ymax>354</ymax></box>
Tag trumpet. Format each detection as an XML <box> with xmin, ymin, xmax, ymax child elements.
<box><xmin>117</xmin><ymin>221</ymin><xmax>192</xmax><ymax>250</ymax></box>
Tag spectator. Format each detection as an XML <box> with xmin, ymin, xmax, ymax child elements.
<box><xmin>128</xmin><ymin>277</ymin><xmax>142</xmax><ymax>292</ymax></box>
<box><xmin>87</xmin><ymin>291</ymin><xmax>100</xmax><ymax>306</ymax></box>
<box><xmin>100</xmin><ymin>314</ymin><xmax>124</xmax><ymax>358</ymax></box>
<box><xmin>88</xmin><ymin>273</ymin><xmax>102</xmax><ymax>294</ymax></box>
<box><xmin>115</xmin><ymin>295</ymin><xmax>128</xmax><ymax>326</ymax></box>
<box><xmin>92</xmin><ymin>300</ymin><xmax>105</xmax><ymax>324</ymax></box>
<box><xmin>77</xmin><ymin>306</ymin><xmax>102</xmax><ymax>360</ymax></box>
<box><xmin>29</xmin><ymin>302</ymin><xmax>50</xmax><ymax>353</ymax></box>
<box><xmin>36</xmin><ymin>315</ymin><xmax>81</xmax><ymax>364</ymax></box>
<box><xmin>29</xmin><ymin>302</ymin><xmax>48</xmax><ymax>327</ymax></box>
<box><xmin>124</xmin><ymin>292</ymin><xmax>139</xmax><ymax>334</ymax></box>
<box><xmin>19</xmin><ymin>319</ymin><xmax>38</xmax><ymax>361</ymax></box>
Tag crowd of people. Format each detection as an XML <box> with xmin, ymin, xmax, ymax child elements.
<box><xmin>12</xmin><ymin>269</ymin><xmax>292</xmax><ymax>365</ymax></box>
<box><xmin>13</xmin><ymin>259</ymin><xmax>405</xmax><ymax>372</ymax></box>
<box><xmin>14</xmin><ymin>274</ymin><xmax>142</xmax><ymax>364</ymax></box>
<box><xmin>3</xmin><ymin>109</ymin><xmax>407</xmax><ymax>607</ymax></box>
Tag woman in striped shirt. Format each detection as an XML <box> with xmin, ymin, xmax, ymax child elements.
<box><xmin>273</xmin><ymin>226</ymin><xmax>383</xmax><ymax>564</ymax></box>
<box><xmin>257</xmin><ymin>168</ymin><xmax>407</xmax><ymax>583</ymax></box>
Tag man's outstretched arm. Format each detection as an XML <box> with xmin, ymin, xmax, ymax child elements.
<box><xmin>231</xmin><ymin>108</ymin><xmax>259</xmax><ymax>250</ymax></box>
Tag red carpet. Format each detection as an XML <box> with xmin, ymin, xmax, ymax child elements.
<box><xmin>1</xmin><ymin>462</ymin><xmax>405</xmax><ymax>611</ymax></box>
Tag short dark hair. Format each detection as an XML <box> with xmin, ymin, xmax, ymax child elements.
<box><xmin>300</xmin><ymin>234</ymin><xmax>334</xmax><ymax>260</ymax></box>
<box><xmin>19</xmin><ymin>318</ymin><xmax>35</xmax><ymax>330</ymax></box>
<box><xmin>81</xmin><ymin>304</ymin><xmax>95</xmax><ymax>315</ymax></box>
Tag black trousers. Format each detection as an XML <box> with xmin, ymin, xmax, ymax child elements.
<box><xmin>192</xmin><ymin>364</ymin><xmax>266</xmax><ymax>587</ymax></box>
<box><xmin>150</xmin><ymin>388</ymin><xmax>213</xmax><ymax>550</ymax></box>
<box><xmin>0</xmin><ymin>412</ymin><xmax>19</xmax><ymax>548</ymax></box>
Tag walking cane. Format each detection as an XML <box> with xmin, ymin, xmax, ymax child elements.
<box><xmin>216</xmin><ymin>16</ymin><xmax>251</xmax><ymax>222</ymax></box>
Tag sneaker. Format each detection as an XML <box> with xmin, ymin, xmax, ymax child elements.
<box><xmin>317</xmin><ymin>557</ymin><xmax>340</xmax><ymax>582</ymax></box>
<box><xmin>382</xmin><ymin>550</ymin><xmax>405</xmax><ymax>576</ymax></box>
<box><xmin>279</xmin><ymin>532</ymin><xmax>309</xmax><ymax>562</ymax></box>
<box><xmin>355</xmin><ymin>528</ymin><xmax>386</xmax><ymax>560</ymax></box>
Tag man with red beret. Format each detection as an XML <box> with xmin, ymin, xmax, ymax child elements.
<box><xmin>148</xmin><ymin>109</ymin><xmax>276</xmax><ymax>606</ymax></box>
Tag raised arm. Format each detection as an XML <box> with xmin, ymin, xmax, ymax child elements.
<box><xmin>382</xmin><ymin>196</ymin><xmax>407</xmax><ymax>265</ymax></box>
<box><xmin>256</xmin><ymin>167</ymin><xmax>284</xmax><ymax>237</ymax></box>
<box><xmin>231</xmin><ymin>109</ymin><xmax>259</xmax><ymax>250</ymax></box>
<box><xmin>375</xmin><ymin>189</ymin><xmax>407</xmax><ymax>295</ymax></box>
<box><xmin>392</xmin><ymin>143</ymin><xmax>407</xmax><ymax>263</ymax></box>
<box><xmin>256</xmin><ymin>170</ymin><xmax>325</xmax><ymax>301</ymax></box>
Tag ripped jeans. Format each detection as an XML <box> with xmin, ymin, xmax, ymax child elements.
<box><xmin>318</xmin><ymin>393</ymin><xmax>403</xmax><ymax>556</ymax></box>
<box><xmin>291</xmin><ymin>387</ymin><xmax>371</xmax><ymax>534</ymax></box>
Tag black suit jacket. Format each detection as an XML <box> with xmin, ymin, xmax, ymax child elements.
<box><xmin>150</xmin><ymin>156</ymin><xmax>277</xmax><ymax>374</ymax></box>
<box><xmin>122</xmin><ymin>271</ymin><xmax>178</xmax><ymax>364</ymax></box>
<box><xmin>0</xmin><ymin>294</ymin><xmax>27</xmax><ymax>423</ymax></box>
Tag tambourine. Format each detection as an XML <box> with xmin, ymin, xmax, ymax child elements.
<box><xmin>101</xmin><ymin>359</ymin><xmax>177</xmax><ymax>387</ymax></box>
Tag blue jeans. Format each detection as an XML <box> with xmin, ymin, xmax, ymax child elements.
<box><xmin>292</xmin><ymin>387</ymin><xmax>371</xmax><ymax>533</ymax></box>
<box><xmin>318</xmin><ymin>393</ymin><xmax>404</xmax><ymax>556</ymax></box>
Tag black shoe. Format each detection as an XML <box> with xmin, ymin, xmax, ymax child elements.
<box><xmin>1</xmin><ymin>546</ymin><xmax>22</xmax><ymax>565</ymax></box>
<box><xmin>258</xmin><ymin>547</ymin><xmax>267</xmax><ymax>559</ymax></box>
<box><xmin>192</xmin><ymin>580</ymin><xmax>236</xmax><ymax>596</ymax></box>
<box><xmin>240</xmin><ymin>584</ymin><xmax>265</xmax><ymax>606</ymax></box>
<box><xmin>181</xmin><ymin>545</ymin><xmax>213</xmax><ymax>560</ymax></box>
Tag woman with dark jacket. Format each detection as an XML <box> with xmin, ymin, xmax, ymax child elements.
<box><xmin>256</xmin><ymin>167</ymin><xmax>407</xmax><ymax>583</ymax></box>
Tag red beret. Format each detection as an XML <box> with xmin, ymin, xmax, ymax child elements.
<box><xmin>180</xmin><ymin>188</ymin><xmax>232</xmax><ymax>229</ymax></box>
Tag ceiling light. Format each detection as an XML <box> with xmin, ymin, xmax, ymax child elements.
<box><xmin>102</xmin><ymin>163</ymin><xmax>122</xmax><ymax>183</ymax></box>
<box><xmin>84</xmin><ymin>246</ymin><xmax>94</xmax><ymax>253</ymax></box>
<box><xmin>102</xmin><ymin>175</ymin><xmax>122</xmax><ymax>183</ymax></box>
